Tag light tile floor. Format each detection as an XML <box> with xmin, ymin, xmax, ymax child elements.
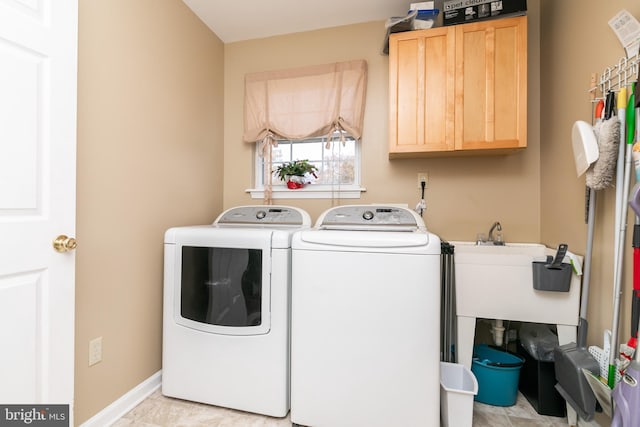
<box><xmin>473</xmin><ymin>393</ymin><xmax>569</xmax><ymax>427</ymax></box>
<box><xmin>113</xmin><ymin>389</ymin><xmax>570</xmax><ymax>427</ymax></box>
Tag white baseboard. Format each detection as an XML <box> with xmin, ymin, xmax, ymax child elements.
<box><xmin>79</xmin><ymin>370</ymin><xmax>162</xmax><ymax>427</ymax></box>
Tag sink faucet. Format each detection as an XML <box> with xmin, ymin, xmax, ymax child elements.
<box><xmin>487</xmin><ymin>221</ymin><xmax>504</xmax><ymax>245</ymax></box>
<box><xmin>477</xmin><ymin>221</ymin><xmax>505</xmax><ymax>245</ymax></box>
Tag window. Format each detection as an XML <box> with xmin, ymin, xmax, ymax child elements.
<box><xmin>243</xmin><ymin>60</ymin><xmax>368</xmax><ymax>201</ymax></box>
<box><xmin>249</xmin><ymin>133</ymin><xmax>365</xmax><ymax>199</ymax></box>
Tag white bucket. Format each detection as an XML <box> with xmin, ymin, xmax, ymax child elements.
<box><xmin>440</xmin><ymin>362</ymin><xmax>478</xmax><ymax>427</ymax></box>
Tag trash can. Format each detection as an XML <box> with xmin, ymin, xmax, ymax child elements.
<box><xmin>471</xmin><ymin>344</ymin><xmax>524</xmax><ymax>406</ymax></box>
<box><xmin>440</xmin><ymin>362</ymin><xmax>478</xmax><ymax>427</ymax></box>
<box><xmin>517</xmin><ymin>323</ymin><xmax>566</xmax><ymax>417</ymax></box>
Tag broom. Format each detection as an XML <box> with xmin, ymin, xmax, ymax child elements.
<box><xmin>608</xmin><ymin>86</ymin><xmax>635</xmax><ymax>388</ymax></box>
<box><xmin>553</xmin><ymin>185</ymin><xmax>600</xmax><ymax>420</ymax></box>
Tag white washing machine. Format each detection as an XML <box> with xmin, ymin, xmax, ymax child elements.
<box><xmin>162</xmin><ymin>205</ymin><xmax>311</xmax><ymax>417</ymax></box>
<box><xmin>290</xmin><ymin>205</ymin><xmax>441</xmax><ymax>427</ymax></box>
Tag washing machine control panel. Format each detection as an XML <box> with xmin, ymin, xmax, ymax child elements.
<box><xmin>215</xmin><ymin>206</ymin><xmax>309</xmax><ymax>226</ymax></box>
<box><xmin>362</xmin><ymin>210</ymin><xmax>375</xmax><ymax>221</ymax></box>
<box><xmin>319</xmin><ymin>206</ymin><xmax>423</xmax><ymax>231</ymax></box>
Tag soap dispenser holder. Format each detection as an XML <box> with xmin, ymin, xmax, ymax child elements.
<box><xmin>532</xmin><ymin>256</ymin><xmax>572</xmax><ymax>292</ymax></box>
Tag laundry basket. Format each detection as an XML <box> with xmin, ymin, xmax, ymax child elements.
<box><xmin>471</xmin><ymin>344</ymin><xmax>524</xmax><ymax>406</ymax></box>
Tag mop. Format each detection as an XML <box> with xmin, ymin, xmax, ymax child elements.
<box><xmin>583</xmin><ymin>93</ymin><xmax>625</xmax><ymax>385</ymax></box>
<box><xmin>586</xmin><ymin>92</ymin><xmax>619</xmax><ymax>191</ymax></box>
<box><xmin>614</xmin><ymin>88</ymin><xmax>628</xmax><ymax>298</ymax></box>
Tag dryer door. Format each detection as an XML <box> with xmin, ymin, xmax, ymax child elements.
<box><xmin>172</xmin><ymin>229</ymin><xmax>272</xmax><ymax>336</ymax></box>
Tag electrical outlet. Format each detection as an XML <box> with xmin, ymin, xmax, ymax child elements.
<box><xmin>89</xmin><ymin>336</ymin><xmax>102</xmax><ymax>366</ymax></box>
<box><xmin>417</xmin><ymin>172</ymin><xmax>428</xmax><ymax>189</ymax></box>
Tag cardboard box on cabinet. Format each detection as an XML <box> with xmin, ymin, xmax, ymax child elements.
<box><xmin>443</xmin><ymin>0</ymin><xmax>527</xmax><ymax>26</ymax></box>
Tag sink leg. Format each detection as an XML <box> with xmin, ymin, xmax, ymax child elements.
<box><xmin>457</xmin><ymin>316</ymin><xmax>476</xmax><ymax>369</ymax></box>
<box><xmin>566</xmin><ymin>405</ymin><xmax>577</xmax><ymax>426</ymax></box>
<box><xmin>556</xmin><ymin>324</ymin><xmax>578</xmax><ymax>346</ymax></box>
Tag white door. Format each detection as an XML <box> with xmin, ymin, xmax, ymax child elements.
<box><xmin>0</xmin><ymin>0</ymin><xmax>77</xmax><ymax>413</ymax></box>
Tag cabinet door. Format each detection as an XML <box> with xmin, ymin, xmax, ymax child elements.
<box><xmin>455</xmin><ymin>16</ymin><xmax>527</xmax><ymax>151</ymax></box>
<box><xmin>389</xmin><ymin>27</ymin><xmax>455</xmax><ymax>157</ymax></box>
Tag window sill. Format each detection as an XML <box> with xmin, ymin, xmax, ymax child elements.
<box><xmin>247</xmin><ymin>185</ymin><xmax>366</xmax><ymax>199</ymax></box>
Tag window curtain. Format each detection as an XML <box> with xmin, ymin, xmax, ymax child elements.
<box><xmin>243</xmin><ymin>60</ymin><xmax>368</xmax><ymax>203</ymax></box>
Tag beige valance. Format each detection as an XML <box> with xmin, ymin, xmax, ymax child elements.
<box><xmin>243</xmin><ymin>60</ymin><xmax>368</xmax><ymax>143</ymax></box>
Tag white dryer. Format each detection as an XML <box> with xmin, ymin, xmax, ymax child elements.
<box><xmin>290</xmin><ymin>205</ymin><xmax>441</xmax><ymax>427</ymax></box>
<box><xmin>162</xmin><ymin>205</ymin><xmax>311</xmax><ymax>417</ymax></box>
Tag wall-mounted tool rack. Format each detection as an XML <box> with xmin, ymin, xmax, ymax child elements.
<box><xmin>589</xmin><ymin>51</ymin><xmax>640</xmax><ymax>101</ymax></box>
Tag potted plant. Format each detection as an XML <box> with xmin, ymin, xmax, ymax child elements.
<box><xmin>273</xmin><ymin>159</ymin><xmax>318</xmax><ymax>189</ymax></box>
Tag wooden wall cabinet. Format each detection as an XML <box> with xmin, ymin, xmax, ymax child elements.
<box><xmin>389</xmin><ymin>16</ymin><xmax>527</xmax><ymax>158</ymax></box>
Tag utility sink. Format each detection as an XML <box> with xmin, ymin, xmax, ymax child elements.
<box><xmin>450</xmin><ymin>241</ymin><xmax>582</xmax><ymax>370</ymax></box>
<box><xmin>452</xmin><ymin>241</ymin><xmax>547</xmax><ymax>261</ymax></box>
<box><xmin>450</xmin><ymin>241</ymin><xmax>579</xmax><ymax>322</ymax></box>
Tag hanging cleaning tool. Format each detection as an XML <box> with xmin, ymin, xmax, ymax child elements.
<box><xmin>556</xmin><ymin>102</ymin><xmax>616</xmax><ymax>419</ymax></box>
<box><xmin>628</xmin><ymin>83</ymin><xmax>636</xmax><ymax>149</ymax></box>
<box><xmin>587</xmin><ymin>92</ymin><xmax>620</xmax><ymax>191</ymax></box>
<box><xmin>610</xmin><ymin>85</ymin><xmax>636</xmax><ymax>387</ymax></box>
<box><xmin>608</xmin><ymin>88</ymin><xmax>630</xmax><ymax>389</ymax></box>
<box><xmin>621</xmin><ymin>219</ymin><xmax>640</xmax><ymax>365</ymax></box>
<box><xmin>636</xmin><ymin>81</ymin><xmax>639</xmax><ymax>163</ymax></box>
<box><xmin>611</xmin><ymin>305</ymin><xmax>640</xmax><ymax>427</ymax></box>
<box><xmin>630</xmin><ymin>85</ymin><xmax>640</xmax><ymax>213</ymax></box>
<box><xmin>624</xmin><ymin>84</ymin><xmax>640</xmax><ymax>363</ymax></box>
<box><xmin>572</xmin><ymin>121</ymin><xmax>599</xmax><ymax>176</ymax></box>
<box><xmin>615</xmin><ymin>88</ymin><xmax>628</xmax><ymax>275</ymax></box>
<box><xmin>619</xmin><ymin>217</ymin><xmax>640</xmax><ymax>371</ymax></box>
<box><xmin>628</xmin><ymin>83</ymin><xmax>640</xmax><ymax>366</ymax></box>
<box><xmin>584</xmin><ymin>330</ymin><xmax>615</xmax><ymax>417</ymax></box>
<box><xmin>615</xmin><ymin>86</ymin><xmax>632</xmax><ymax>367</ymax></box>
<box><xmin>637</xmin><ymin>73</ymin><xmax>640</xmax><ymax>108</ymax></box>
<box><xmin>596</xmin><ymin>98</ymin><xmax>605</xmax><ymax>124</ymax></box>
<box><xmin>554</xmin><ymin>186</ymin><xmax>600</xmax><ymax>421</ymax></box>
<box><xmin>557</xmin><ymin>84</ymin><xmax>625</xmax><ymax>416</ymax></box>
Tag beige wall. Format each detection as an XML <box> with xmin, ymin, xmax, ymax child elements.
<box><xmin>75</xmin><ymin>0</ymin><xmax>224</xmax><ymax>424</ymax></box>
<box><xmin>224</xmin><ymin>9</ymin><xmax>541</xmax><ymax>243</ymax></box>
<box><xmin>540</xmin><ymin>2</ymin><xmax>639</xmax><ymax>423</ymax></box>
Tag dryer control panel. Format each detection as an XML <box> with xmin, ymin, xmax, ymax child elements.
<box><xmin>215</xmin><ymin>205</ymin><xmax>311</xmax><ymax>227</ymax></box>
<box><xmin>317</xmin><ymin>205</ymin><xmax>424</xmax><ymax>231</ymax></box>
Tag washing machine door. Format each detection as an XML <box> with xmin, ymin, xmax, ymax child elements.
<box><xmin>170</xmin><ymin>228</ymin><xmax>273</xmax><ymax>336</ymax></box>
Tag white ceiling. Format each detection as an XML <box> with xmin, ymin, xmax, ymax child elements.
<box><xmin>182</xmin><ymin>0</ymin><xmax>411</xmax><ymax>43</ymax></box>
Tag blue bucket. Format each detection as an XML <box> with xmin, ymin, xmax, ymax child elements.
<box><xmin>471</xmin><ymin>344</ymin><xmax>524</xmax><ymax>406</ymax></box>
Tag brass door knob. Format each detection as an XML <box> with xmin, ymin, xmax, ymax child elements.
<box><xmin>53</xmin><ymin>235</ymin><xmax>77</xmax><ymax>253</ymax></box>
